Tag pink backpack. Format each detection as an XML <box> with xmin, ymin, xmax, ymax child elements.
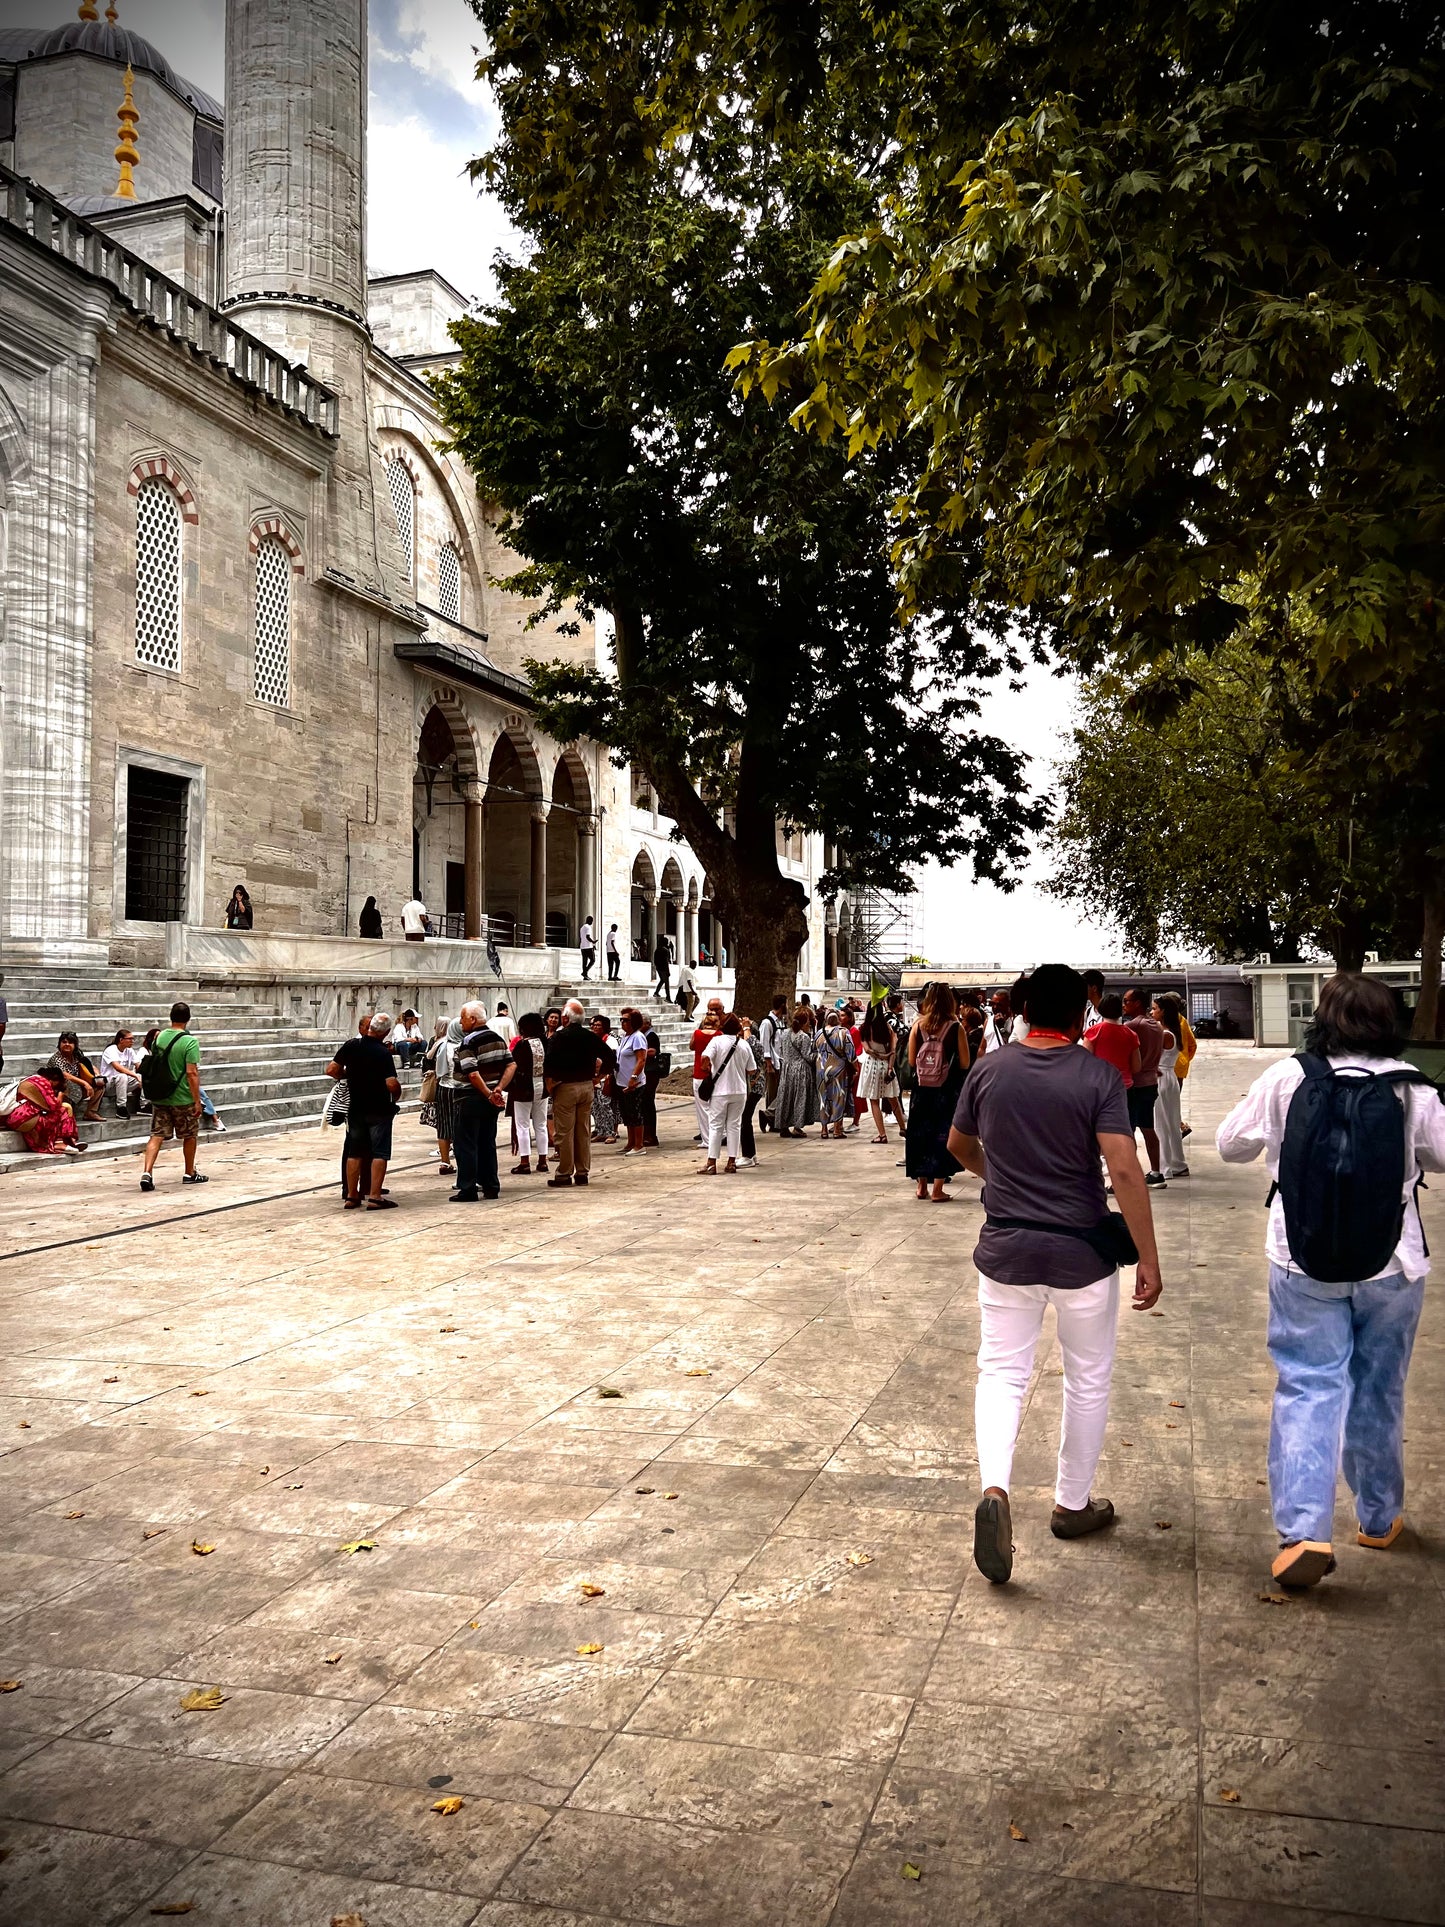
<box><xmin>915</xmin><ymin>1022</ymin><xmax>955</xmax><ymax>1088</ymax></box>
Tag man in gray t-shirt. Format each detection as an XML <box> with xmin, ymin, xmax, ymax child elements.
<box><xmin>948</xmin><ymin>963</ymin><xmax>1163</xmax><ymax>1587</ymax></box>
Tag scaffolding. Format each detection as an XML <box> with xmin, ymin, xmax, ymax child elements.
<box><xmin>844</xmin><ymin>882</ymin><xmax>923</xmax><ymax>987</ymax></box>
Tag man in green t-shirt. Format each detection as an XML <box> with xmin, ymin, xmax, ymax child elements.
<box><xmin>141</xmin><ymin>1001</ymin><xmax>206</xmax><ymax>1192</ymax></box>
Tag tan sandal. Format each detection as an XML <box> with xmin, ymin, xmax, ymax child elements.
<box><xmin>1357</xmin><ymin>1516</ymin><xmax>1404</xmax><ymax>1549</ymax></box>
<box><xmin>1271</xmin><ymin>1541</ymin><xmax>1336</xmax><ymax>1588</ymax></box>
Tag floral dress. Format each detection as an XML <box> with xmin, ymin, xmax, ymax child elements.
<box><xmin>772</xmin><ymin>1028</ymin><xmax>819</xmax><ymax>1132</ymax></box>
<box><xmin>4</xmin><ymin>1074</ymin><xmax>78</xmax><ymax>1152</ymax></box>
<box><xmin>815</xmin><ymin>1023</ymin><xmax>857</xmax><ymax>1127</ymax></box>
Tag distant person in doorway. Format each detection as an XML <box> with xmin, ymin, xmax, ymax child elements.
<box><xmin>401</xmin><ymin>895</ymin><xmax>430</xmax><ymax>942</ymax></box>
<box><xmin>140</xmin><ymin>1003</ymin><xmax>206</xmax><ymax>1191</ymax></box>
<box><xmin>1217</xmin><ymin>972</ymin><xmax>1445</xmax><ymax>1589</ymax></box>
<box><xmin>1121</xmin><ymin>985</ymin><xmax>1168</xmax><ymax>1185</ymax></box>
<box><xmin>328</xmin><ymin>1012</ymin><xmax>401</xmax><ymax>1211</ymax></box>
<box><xmin>359</xmin><ymin>896</ymin><xmax>384</xmax><ymax>939</ymax></box>
<box><xmin>225</xmin><ymin>884</ymin><xmax>253</xmax><ymax>930</ymax></box>
<box><xmin>579</xmin><ymin>915</ymin><xmax>597</xmax><ymax>979</ymax></box>
<box><xmin>949</xmin><ymin>963</ymin><xmax>1162</xmax><ymax>1587</ymax></box>
<box><xmin>652</xmin><ymin>934</ymin><xmax>674</xmax><ymax>1001</ymax></box>
<box><xmin>605</xmin><ymin>922</ymin><xmax>622</xmax><ymax>980</ymax></box>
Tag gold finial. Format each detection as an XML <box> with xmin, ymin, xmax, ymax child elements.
<box><xmin>113</xmin><ymin>64</ymin><xmax>139</xmax><ymax>201</ymax></box>
<box><xmin>106</xmin><ymin>3</ymin><xmax>119</xmax><ymax>20</ymax></box>
<box><xmin>78</xmin><ymin>2</ymin><xmax>99</xmax><ymax>19</ymax></box>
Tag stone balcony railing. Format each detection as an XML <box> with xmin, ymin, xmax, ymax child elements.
<box><xmin>0</xmin><ymin>164</ymin><xmax>340</xmax><ymax>438</ymax></box>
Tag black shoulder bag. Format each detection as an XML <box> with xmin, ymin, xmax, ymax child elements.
<box><xmin>698</xmin><ymin>1038</ymin><xmax>741</xmax><ymax>1103</ymax></box>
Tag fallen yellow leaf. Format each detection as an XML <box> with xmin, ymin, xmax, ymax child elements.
<box><xmin>339</xmin><ymin>1539</ymin><xmax>377</xmax><ymax>1555</ymax></box>
<box><xmin>845</xmin><ymin>1551</ymin><xmax>873</xmax><ymax>1567</ymax></box>
<box><xmin>179</xmin><ymin>1686</ymin><xmax>227</xmax><ymax>1712</ymax></box>
<box><xmin>103</xmin><ymin>1376</ymin><xmax>120</xmax><ymax>1384</ymax></box>
<box><xmin>1219</xmin><ymin>1787</ymin><xmax>1242</xmax><ymax>1803</ymax></box>
<box><xmin>901</xmin><ymin>1862</ymin><xmax>922</xmax><ymax>1880</ymax></box>
<box><xmin>1150</xmin><ymin>1309</ymin><xmax>1164</xmax><ymax>1317</ymax></box>
<box><xmin>431</xmin><ymin>1796</ymin><xmax>464</xmax><ymax>1815</ymax></box>
<box><xmin>0</xmin><ymin>1681</ymin><xmax>20</xmax><ymax>1693</ymax></box>
<box><xmin>576</xmin><ymin>1642</ymin><xmax>604</xmax><ymax>1656</ymax></box>
<box><xmin>1257</xmin><ymin>1590</ymin><xmax>1293</xmax><ymax>1605</ymax></box>
<box><xmin>17</xmin><ymin>1421</ymin><xmax>30</xmax><ymax>1428</ymax></box>
<box><xmin>684</xmin><ymin>1369</ymin><xmax>710</xmax><ymax>1377</ymax></box>
<box><xmin>322</xmin><ymin>1652</ymin><xmax>342</xmax><ymax>1665</ymax></box>
<box><xmin>1120</xmin><ymin>1440</ymin><xmax>1134</xmax><ymax>1447</ymax></box>
<box><xmin>1154</xmin><ymin>1521</ymin><xmax>1173</xmax><ymax>1531</ymax></box>
<box><xmin>190</xmin><ymin>1389</ymin><xmax>210</xmax><ymax>1397</ymax></box>
<box><xmin>664</xmin><ymin>1491</ymin><xmax>679</xmax><ymax>1500</ymax></box>
<box><xmin>1168</xmin><ymin>1400</ymin><xmax>1185</xmax><ymax>1409</ymax></box>
<box><xmin>1008</xmin><ymin>1822</ymin><xmax>1028</xmax><ymax>1841</ymax></box>
<box><xmin>64</xmin><ymin>1511</ymin><xmax>85</xmax><ymax>1520</ymax></box>
<box><xmin>142</xmin><ymin>1529</ymin><xmax>165</xmax><ymax>1540</ymax></box>
<box><xmin>191</xmin><ymin>1541</ymin><xmax>216</xmax><ymax>1556</ymax></box>
<box><xmin>579</xmin><ymin>1584</ymin><xmax>606</xmax><ymax>1598</ymax></box>
<box><xmin>439</xmin><ymin>1325</ymin><xmax>457</xmax><ymax>1333</ymax></box>
<box><xmin>1165</xmin><ymin>1423</ymin><xmax>1179</xmax><ymax>1430</ymax></box>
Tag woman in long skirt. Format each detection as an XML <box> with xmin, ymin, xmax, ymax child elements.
<box><xmin>815</xmin><ymin>1013</ymin><xmax>856</xmax><ymax>1139</ymax></box>
<box><xmin>590</xmin><ymin>1014</ymin><xmax>619</xmax><ymax>1142</ymax></box>
<box><xmin>905</xmin><ymin>982</ymin><xmax>970</xmax><ymax>1201</ymax></box>
<box><xmin>772</xmin><ymin>1011</ymin><xmax>819</xmax><ymax>1136</ymax></box>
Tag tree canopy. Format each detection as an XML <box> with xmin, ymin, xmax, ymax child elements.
<box><xmin>1047</xmin><ymin>646</ymin><xmax>1412</xmax><ymax>967</ymax></box>
<box><xmin>436</xmin><ymin>2</ymin><xmax>1044</xmax><ymax>1013</ymax></box>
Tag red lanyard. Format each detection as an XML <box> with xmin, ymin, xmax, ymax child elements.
<box><xmin>1026</xmin><ymin>1028</ymin><xmax>1074</xmax><ymax>1044</ymax></box>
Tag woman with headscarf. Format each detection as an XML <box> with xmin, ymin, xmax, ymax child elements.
<box><xmin>358</xmin><ymin>896</ymin><xmax>384</xmax><ymax>939</ymax></box>
<box><xmin>225</xmin><ymin>885</ymin><xmax>253</xmax><ymax>930</ymax></box>
<box><xmin>427</xmin><ymin>1016</ymin><xmax>464</xmax><ymax>1177</ymax></box>
<box><xmin>1</xmin><ymin>1070</ymin><xmax>83</xmax><ymax>1156</ymax></box>
<box><xmin>815</xmin><ymin>1008</ymin><xmax>857</xmax><ymax>1140</ymax></box>
<box><xmin>772</xmin><ymin>1007</ymin><xmax>819</xmax><ymax>1137</ymax></box>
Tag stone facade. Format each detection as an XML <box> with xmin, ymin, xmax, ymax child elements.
<box><xmin>0</xmin><ymin>4</ymin><xmax>844</xmax><ymax>992</ymax></box>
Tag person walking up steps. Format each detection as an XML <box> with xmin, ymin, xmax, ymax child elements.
<box><xmin>651</xmin><ymin>933</ymin><xmax>674</xmax><ymax>1002</ymax></box>
<box><xmin>1217</xmin><ymin>972</ymin><xmax>1445</xmax><ymax>1590</ymax></box>
<box><xmin>947</xmin><ymin>964</ymin><xmax>1163</xmax><ymax>1586</ymax></box>
<box><xmin>139</xmin><ymin>1003</ymin><xmax>206</xmax><ymax>1192</ymax></box>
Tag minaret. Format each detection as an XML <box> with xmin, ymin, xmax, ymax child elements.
<box><xmin>221</xmin><ymin>0</ymin><xmax>409</xmax><ymax>598</ymax></box>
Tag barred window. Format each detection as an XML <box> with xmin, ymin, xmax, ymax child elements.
<box><xmin>252</xmin><ymin>537</ymin><xmax>291</xmax><ymax>707</ymax></box>
<box><xmin>385</xmin><ymin>458</ymin><xmax>414</xmax><ymax>579</ymax></box>
<box><xmin>134</xmin><ymin>479</ymin><xmax>182</xmax><ymax>670</ymax></box>
<box><xmin>437</xmin><ymin>542</ymin><xmax>461</xmax><ymax>621</ymax></box>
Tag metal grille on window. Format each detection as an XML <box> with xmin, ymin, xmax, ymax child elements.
<box><xmin>386</xmin><ymin>459</ymin><xmax>414</xmax><ymax>579</ymax></box>
<box><xmin>252</xmin><ymin>537</ymin><xmax>291</xmax><ymax>707</ymax></box>
<box><xmin>437</xmin><ymin>542</ymin><xmax>461</xmax><ymax>621</ymax></box>
<box><xmin>124</xmin><ymin>766</ymin><xmax>189</xmax><ymax>921</ymax></box>
<box><xmin>134</xmin><ymin>480</ymin><xmax>182</xmax><ymax>670</ymax></box>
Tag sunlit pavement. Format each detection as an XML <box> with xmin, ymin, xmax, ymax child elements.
<box><xmin>0</xmin><ymin>1047</ymin><xmax>1441</xmax><ymax>1925</ymax></box>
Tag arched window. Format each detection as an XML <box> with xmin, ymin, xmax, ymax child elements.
<box><xmin>134</xmin><ymin>478</ymin><xmax>182</xmax><ymax>670</ymax></box>
<box><xmin>437</xmin><ymin>541</ymin><xmax>461</xmax><ymax>622</ymax></box>
<box><xmin>252</xmin><ymin>537</ymin><xmax>292</xmax><ymax>707</ymax></box>
<box><xmin>385</xmin><ymin>457</ymin><xmax>415</xmax><ymax>580</ymax></box>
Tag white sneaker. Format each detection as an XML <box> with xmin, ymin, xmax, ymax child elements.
<box><xmin>738</xmin><ymin>1156</ymin><xmax>757</xmax><ymax>1168</ymax></box>
<box><xmin>211</xmin><ymin>1119</ymin><xmax>228</xmax><ymax>1134</ymax></box>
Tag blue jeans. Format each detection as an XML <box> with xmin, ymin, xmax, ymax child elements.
<box><xmin>453</xmin><ymin>1093</ymin><xmax>500</xmax><ymax>1198</ymax></box>
<box><xmin>1267</xmin><ymin>1263</ymin><xmax>1424</xmax><ymax>1544</ymax></box>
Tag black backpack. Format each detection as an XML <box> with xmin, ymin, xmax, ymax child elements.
<box><xmin>1274</xmin><ymin>1053</ymin><xmax>1438</xmax><ymax>1283</ymax></box>
<box><xmin>139</xmin><ymin>1031</ymin><xmax>183</xmax><ymax>1104</ymax></box>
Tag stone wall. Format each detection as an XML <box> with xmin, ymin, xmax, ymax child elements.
<box><xmin>14</xmin><ymin>55</ymin><xmax>202</xmax><ymax>209</ymax></box>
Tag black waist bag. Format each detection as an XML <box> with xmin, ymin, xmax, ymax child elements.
<box><xmin>986</xmin><ymin>1212</ymin><xmax>1140</xmax><ymax>1269</ymax></box>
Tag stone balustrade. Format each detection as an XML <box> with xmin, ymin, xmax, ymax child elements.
<box><xmin>1</xmin><ymin>164</ymin><xmax>340</xmax><ymax>438</ymax></box>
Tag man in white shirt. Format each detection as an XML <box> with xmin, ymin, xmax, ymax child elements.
<box><xmin>605</xmin><ymin>922</ymin><xmax>621</xmax><ymax>981</ymax></box>
<box><xmin>675</xmin><ymin>957</ymin><xmax>698</xmax><ymax>1019</ymax></box>
<box><xmin>579</xmin><ymin>916</ymin><xmax>597</xmax><ymax>980</ymax></box>
<box><xmin>389</xmin><ymin>1010</ymin><xmax>425</xmax><ymax>1065</ymax></box>
<box><xmin>1218</xmin><ymin>971</ymin><xmax>1445</xmax><ymax>1589</ymax></box>
<box><xmin>400</xmin><ymin>897</ymin><xmax>430</xmax><ymax>941</ymax></box>
<box><xmin>491</xmin><ymin>1002</ymin><xmax>517</xmax><ymax>1045</ymax></box>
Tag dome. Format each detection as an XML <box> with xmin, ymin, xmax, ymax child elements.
<box><xmin>25</xmin><ymin>20</ymin><xmax>222</xmax><ymax>121</ymax></box>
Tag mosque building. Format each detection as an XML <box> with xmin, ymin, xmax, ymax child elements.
<box><xmin>0</xmin><ymin>1</ymin><xmax>846</xmax><ymax>987</ymax></box>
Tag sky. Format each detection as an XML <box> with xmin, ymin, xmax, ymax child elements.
<box><xmin>37</xmin><ymin>0</ymin><xmax>1127</xmax><ymax>964</ymax></box>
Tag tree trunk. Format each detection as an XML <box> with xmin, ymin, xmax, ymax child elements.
<box><xmin>1328</xmin><ymin>903</ymin><xmax>1369</xmax><ymax>974</ymax></box>
<box><xmin>1412</xmin><ymin>863</ymin><xmax>1444</xmax><ymax>1041</ymax></box>
<box><xmin>729</xmin><ymin>883</ymin><xmax>811</xmax><ymax>1022</ymax></box>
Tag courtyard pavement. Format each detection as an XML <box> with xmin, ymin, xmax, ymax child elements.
<box><xmin>0</xmin><ymin>1046</ymin><xmax>1441</xmax><ymax>1926</ymax></box>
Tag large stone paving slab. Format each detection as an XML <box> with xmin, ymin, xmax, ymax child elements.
<box><xmin>0</xmin><ymin>1050</ymin><xmax>1442</xmax><ymax>1925</ymax></box>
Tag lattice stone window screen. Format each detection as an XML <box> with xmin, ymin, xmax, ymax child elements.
<box><xmin>252</xmin><ymin>538</ymin><xmax>292</xmax><ymax>707</ymax></box>
<box><xmin>437</xmin><ymin>542</ymin><xmax>461</xmax><ymax>621</ymax></box>
<box><xmin>386</xmin><ymin>458</ymin><xmax>414</xmax><ymax>579</ymax></box>
<box><xmin>134</xmin><ymin>480</ymin><xmax>182</xmax><ymax>670</ymax></box>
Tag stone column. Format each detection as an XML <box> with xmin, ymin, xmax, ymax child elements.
<box><xmin>576</xmin><ymin>819</ymin><xmax>596</xmax><ymax>931</ymax></box>
<box><xmin>685</xmin><ymin>904</ymin><xmax>698</xmax><ymax>964</ymax></box>
<box><xmin>463</xmin><ymin>788</ymin><xmax>484</xmax><ymax>941</ymax></box>
<box><xmin>530</xmin><ymin>806</ymin><xmax>548</xmax><ymax>947</ymax></box>
<box><xmin>714</xmin><ymin>912</ymin><xmax>726</xmax><ymax>977</ymax></box>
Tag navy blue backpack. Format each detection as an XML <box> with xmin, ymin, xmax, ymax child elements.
<box><xmin>1275</xmin><ymin>1054</ymin><xmax>1438</xmax><ymax>1283</ymax></box>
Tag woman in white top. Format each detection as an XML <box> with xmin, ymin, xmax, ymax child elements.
<box><xmin>699</xmin><ymin>1015</ymin><xmax>756</xmax><ymax>1176</ymax></box>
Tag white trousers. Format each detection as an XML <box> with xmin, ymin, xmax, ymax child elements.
<box><xmin>707</xmin><ymin>1091</ymin><xmax>745</xmax><ymax>1162</ymax></box>
<box><xmin>975</xmin><ymin>1271</ymin><xmax>1120</xmax><ymax>1510</ymax></box>
<box><xmin>1156</xmin><ymin>1067</ymin><xmax>1185</xmax><ymax>1174</ymax></box>
<box><xmin>514</xmin><ymin>1095</ymin><xmax>550</xmax><ymax>1159</ymax></box>
<box><xmin>692</xmin><ymin>1077</ymin><xmax>710</xmax><ymax>1141</ymax></box>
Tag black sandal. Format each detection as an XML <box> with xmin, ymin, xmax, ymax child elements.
<box><xmin>974</xmin><ymin>1493</ymin><xmax>1013</xmax><ymax>1584</ymax></box>
<box><xmin>182</xmin><ymin>1172</ymin><xmax>209</xmax><ymax>1185</ymax></box>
